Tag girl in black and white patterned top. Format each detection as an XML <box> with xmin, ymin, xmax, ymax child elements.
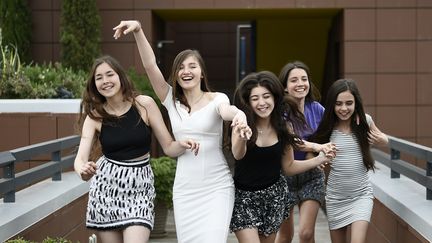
<box><xmin>74</xmin><ymin>55</ymin><xmax>199</xmax><ymax>243</ymax></box>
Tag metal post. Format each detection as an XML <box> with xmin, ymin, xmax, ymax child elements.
<box><xmin>427</xmin><ymin>161</ymin><xmax>432</xmax><ymax>200</ymax></box>
<box><xmin>1</xmin><ymin>151</ymin><xmax>16</xmax><ymax>202</ymax></box>
<box><xmin>236</xmin><ymin>24</ymin><xmax>251</xmax><ymax>84</ymax></box>
<box><xmin>390</xmin><ymin>148</ymin><xmax>400</xmax><ymax>178</ymax></box>
<box><xmin>52</xmin><ymin>150</ymin><xmax>61</xmax><ymax>181</ymax></box>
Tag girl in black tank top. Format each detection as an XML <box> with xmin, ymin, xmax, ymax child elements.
<box><xmin>73</xmin><ymin>55</ymin><xmax>199</xmax><ymax>243</ymax></box>
<box><xmin>229</xmin><ymin>71</ymin><xmax>333</xmax><ymax>242</ymax></box>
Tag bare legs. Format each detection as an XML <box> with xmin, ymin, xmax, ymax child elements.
<box><xmin>98</xmin><ymin>225</ymin><xmax>151</xmax><ymax>243</ymax></box>
<box><xmin>297</xmin><ymin>200</ymin><xmax>320</xmax><ymax>243</ymax></box>
<box><xmin>235</xmin><ymin>228</ymin><xmax>277</xmax><ymax>243</ymax></box>
<box><xmin>329</xmin><ymin>221</ymin><xmax>369</xmax><ymax>243</ymax></box>
<box><xmin>276</xmin><ymin>200</ymin><xmax>320</xmax><ymax>243</ymax></box>
<box><xmin>275</xmin><ymin>208</ymin><xmax>294</xmax><ymax>243</ymax></box>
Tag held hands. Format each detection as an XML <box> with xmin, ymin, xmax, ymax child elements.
<box><xmin>78</xmin><ymin>161</ymin><xmax>97</xmax><ymax>181</ymax></box>
<box><xmin>231</xmin><ymin>111</ymin><xmax>251</xmax><ymax>140</ymax></box>
<box><xmin>233</xmin><ymin>122</ymin><xmax>252</xmax><ymax>141</ymax></box>
<box><xmin>317</xmin><ymin>148</ymin><xmax>336</xmax><ymax>170</ymax></box>
<box><xmin>180</xmin><ymin>139</ymin><xmax>200</xmax><ymax>156</ymax></box>
<box><xmin>318</xmin><ymin>142</ymin><xmax>337</xmax><ymax>156</ymax></box>
<box><xmin>113</xmin><ymin>20</ymin><xmax>141</xmax><ymax>39</ymax></box>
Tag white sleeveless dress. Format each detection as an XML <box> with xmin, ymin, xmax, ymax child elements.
<box><xmin>162</xmin><ymin>87</ymin><xmax>235</xmax><ymax>243</ymax></box>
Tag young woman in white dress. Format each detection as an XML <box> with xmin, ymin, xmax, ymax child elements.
<box><xmin>113</xmin><ymin>20</ymin><xmax>251</xmax><ymax>243</ymax></box>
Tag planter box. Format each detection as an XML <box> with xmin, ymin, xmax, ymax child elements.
<box><xmin>0</xmin><ymin>99</ymin><xmax>81</xmax><ymax>113</ymax></box>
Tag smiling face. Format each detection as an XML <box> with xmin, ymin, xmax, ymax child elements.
<box><xmin>286</xmin><ymin>68</ymin><xmax>310</xmax><ymax>101</ymax></box>
<box><xmin>177</xmin><ymin>55</ymin><xmax>202</xmax><ymax>90</ymax></box>
<box><xmin>94</xmin><ymin>62</ymin><xmax>121</xmax><ymax>98</ymax></box>
<box><xmin>334</xmin><ymin>90</ymin><xmax>355</xmax><ymax>122</ymax></box>
<box><xmin>249</xmin><ymin>85</ymin><xmax>275</xmax><ymax>119</ymax></box>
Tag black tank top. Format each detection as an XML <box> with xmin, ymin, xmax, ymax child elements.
<box><xmin>234</xmin><ymin>141</ymin><xmax>283</xmax><ymax>191</ymax></box>
<box><xmin>99</xmin><ymin>105</ymin><xmax>152</xmax><ymax>161</ymax></box>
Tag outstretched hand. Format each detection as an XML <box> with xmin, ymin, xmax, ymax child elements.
<box><xmin>78</xmin><ymin>161</ymin><xmax>97</xmax><ymax>181</ymax></box>
<box><xmin>233</xmin><ymin>122</ymin><xmax>252</xmax><ymax>141</ymax></box>
<box><xmin>113</xmin><ymin>20</ymin><xmax>141</xmax><ymax>39</ymax></box>
<box><xmin>180</xmin><ymin>139</ymin><xmax>200</xmax><ymax>156</ymax></box>
<box><xmin>231</xmin><ymin>111</ymin><xmax>252</xmax><ymax>141</ymax></box>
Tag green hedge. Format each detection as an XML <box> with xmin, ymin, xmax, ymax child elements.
<box><xmin>0</xmin><ymin>0</ymin><xmax>32</xmax><ymax>63</ymax></box>
<box><xmin>60</xmin><ymin>0</ymin><xmax>101</xmax><ymax>72</ymax></box>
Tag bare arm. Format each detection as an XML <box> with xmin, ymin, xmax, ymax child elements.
<box><xmin>113</xmin><ymin>20</ymin><xmax>169</xmax><ymax>101</ymax></box>
<box><xmin>282</xmin><ymin>146</ymin><xmax>332</xmax><ymax>176</ymax></box>
<box><xmin>136</xmin><ymin>95</ymin><xmax>199</xmax><ymax>157</ymax></box>
<box><xmin>298</xmin><ymin>140</ymin><xmax>337</xmax><ymax>155</ymax></box>
<box><xmin>74</xmin><ymin>116</ymin><xmax>98</xmax><ymax>181</ymax></box>
<box><xmin>231</xmin><ymin>123</ymin><xmax>252</xmax><ymax>160</ymax></box>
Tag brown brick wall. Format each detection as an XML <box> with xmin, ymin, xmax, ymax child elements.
<box><xmin>368</xmin><ymin>200</ymin><xmax>429</xmax><ymax>243</ymax></box>
<box><xmin>6</xmin><ymin>194</ymin><xmax>96</xmax><ymax>243</ymax></box>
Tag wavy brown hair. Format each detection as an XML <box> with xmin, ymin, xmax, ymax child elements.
<box><xmin>233</xmin><ymin>71</ymin><xmax>304</xmax><ymax>152</ymax></box>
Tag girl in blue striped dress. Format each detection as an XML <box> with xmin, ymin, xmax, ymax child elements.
<box><xmin>310</xmin><ymin>79</ymin><xmax>388</xmax><ymax>243</ymax></box>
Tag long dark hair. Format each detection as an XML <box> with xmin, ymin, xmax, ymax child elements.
<box><xmin>278</xmin><ymin>60</ymin><xmax>321</xmax><ymax>102</ymax></box>
<box><xmin>310</xmin><ymin>78</ymin><xmax>375</xmax><ymax>171</ymax></box>
<box><xmin>233</xmin><ymin>71</ymin><xmax>304</xmax><ymax>152</ymax></box>
<box><xmin>167</xmin><ymin>49</ymin><xmax>211</xmax><ymax>113</ymax></box>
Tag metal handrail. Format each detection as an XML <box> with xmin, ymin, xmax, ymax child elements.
<box><xmin>371</xmin><ymin>135</ymin><xmax>432</xmax><ymax>200</ymax></box>
<box><xmin>0</xmin><ymin>135</ymin><xmax>80</xmax><ymax>203</ymax></box>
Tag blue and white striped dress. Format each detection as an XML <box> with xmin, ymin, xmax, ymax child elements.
<box><xmin>326</xmin><ymin>115</ymin><xmax>374</xmax><ymax>230</ymax></box>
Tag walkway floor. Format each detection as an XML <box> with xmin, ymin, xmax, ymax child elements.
<box><xmin>149</xmin><ymin>206</ymin><xmax>331</xmax><ymax>243</ymax></box>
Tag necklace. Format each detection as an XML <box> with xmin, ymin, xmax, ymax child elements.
<box><xmin>257</xmin><ymin>126</ymin><xmax>270</xmax><ymax>134</ymax></box>
<box><xmin>191</xmin><ymin>92</ymin><xmax>205</xmax><ymax>105</ymax></box>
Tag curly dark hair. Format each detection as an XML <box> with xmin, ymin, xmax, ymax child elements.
<box><xmin>233</xmin><ymin>71</ymin><xmax>304</xmax><ymax>152</ymax></box>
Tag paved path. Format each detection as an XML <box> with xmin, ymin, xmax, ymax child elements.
<box><xmin>149</xmin><ymin>206</ymin><xmax>331</xmax><ymax>243</ymax></box>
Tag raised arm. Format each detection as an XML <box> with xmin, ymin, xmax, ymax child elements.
<box><xmin>136</xmin><ymin>95</ymin><xmax>199</xmax><ymax>157</ymax></box>
<box><xmin>113</xmin><ymin>20</ymin><xmax>169</xmax><ymax>101</ymax></box>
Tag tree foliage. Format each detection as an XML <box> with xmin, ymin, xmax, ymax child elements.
<box><xmin>0</xmin><ymin>0</ymin><xmax>32</xmax><ymax>63</ymax></box>
<box><xmin>60</xmin><ymin>0</ymin><xmax>101</xmax><ymax>72</ymax></box>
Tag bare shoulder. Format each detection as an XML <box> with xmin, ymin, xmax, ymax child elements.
<box><xmin>135</xmin><ymin>95</ymin><xmax>157</xmax><ymax>107</ymax></box>
<box><xmin>83</xmin><ymin>115</ymin><xmax>101</xmax><ymax>132</ymax></box>
<box><xmin>208</xmin><ymin>92</ymin><xmax>228</xmax><ymax>102</ymax></box>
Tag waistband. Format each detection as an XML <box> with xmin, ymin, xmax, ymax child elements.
<box><xmin>104</xmin><ymin>155</ymin><xmax>150</xmax><ymax>167</ymax></box>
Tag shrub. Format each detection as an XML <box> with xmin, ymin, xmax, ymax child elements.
<box><xmin>60</xmin><ymin>0</ymin><xmax>101</xmax><ymax>72</ymax></box>
<box><xmin>127</xmin><ymin>68</ymin><xmax>159</xmax><ymax>105</ymax></box>
<box><xmin>150</xmin><ymin>156</ymin><xmax>176</xmax><ymax>209</ymax></box>
<box><xmin>6</xmin><ymin>236</ymin><xmax>73</xmax><ymax>243</ymax></box>
<box><xmin>0</xmin><ymin>62</ymin><xmax>87</xmax><ymax>99</ymax></box>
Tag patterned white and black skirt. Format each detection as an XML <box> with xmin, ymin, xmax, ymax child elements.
<box><xmin>86</xmin><ymin>155</ymin><xmax>155</xmax><ymax>230</ymax></box>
